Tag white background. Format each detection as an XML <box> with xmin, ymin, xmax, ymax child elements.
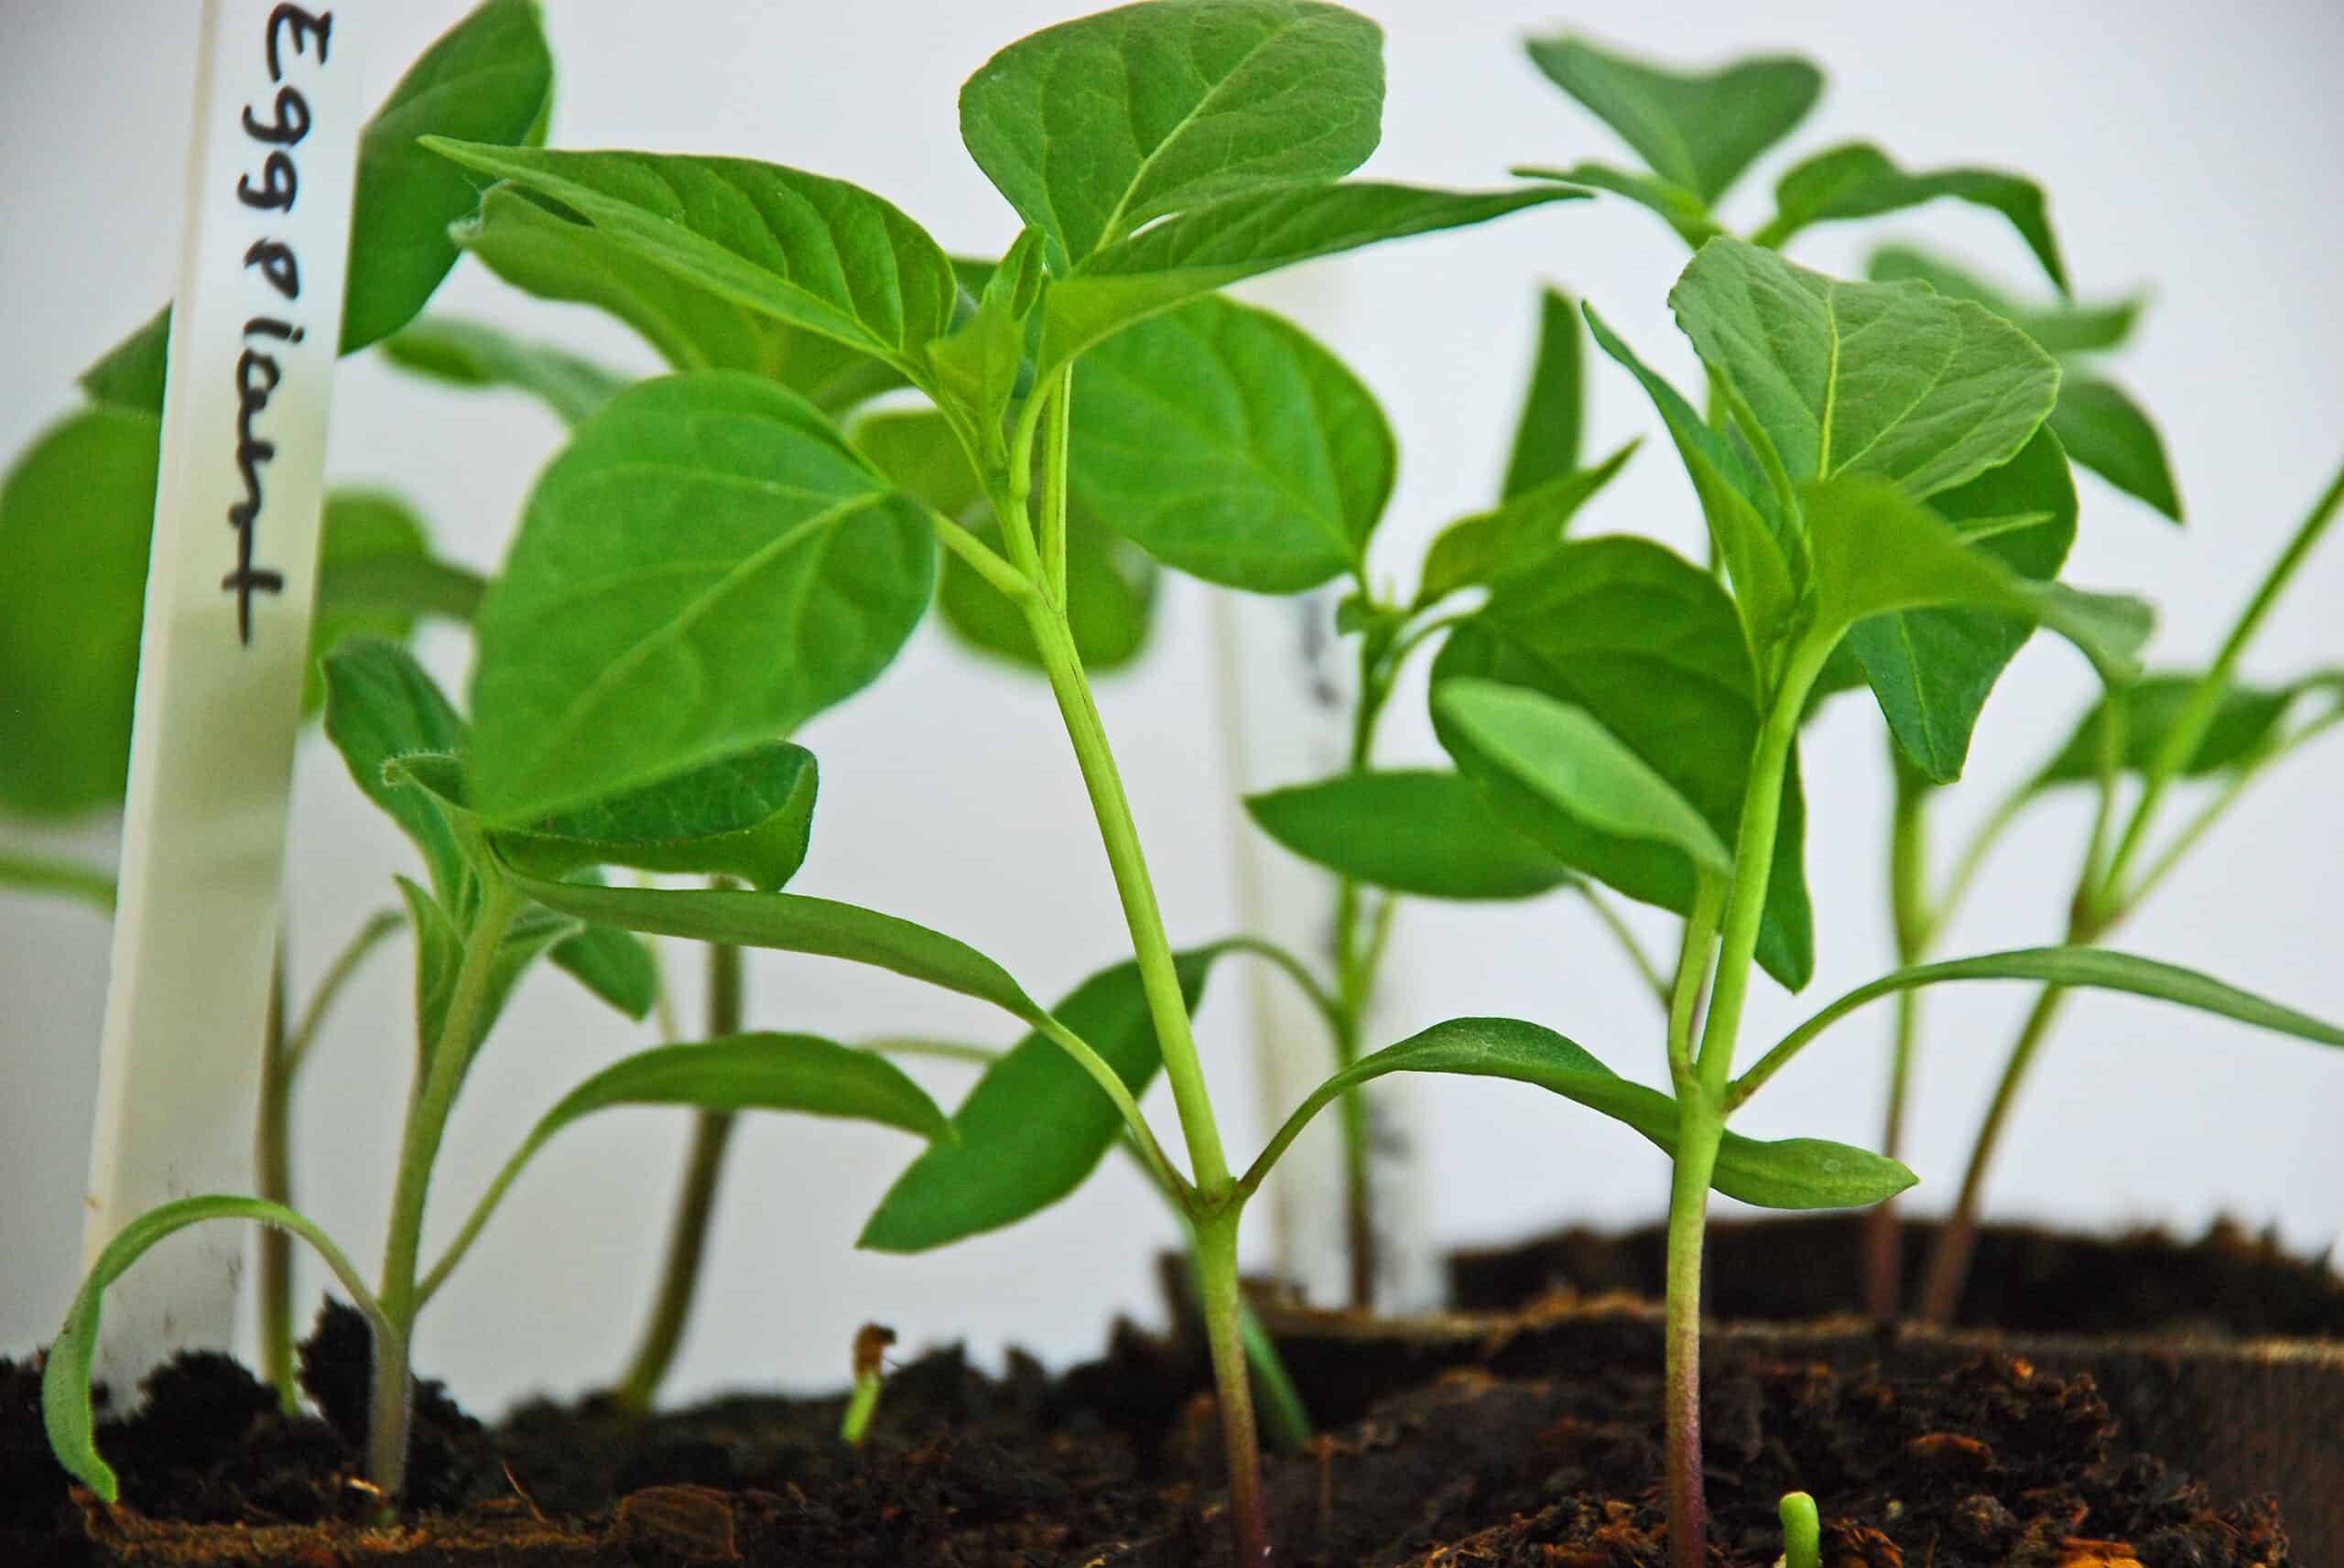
<box><xmin>4</xmin><ymin>0</ymin><xmax>2339</xmax><ymax>1414</ymax></box>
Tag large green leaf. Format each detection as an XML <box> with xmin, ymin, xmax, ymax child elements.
<box><xmin>546</xmin><ymin>920</ymin><xmax>660</xmax><ymax>1022</ymax></box>
<box><xmin>468</xmin><ymin>372</ymin><xmax>934</xmax><ymax>823</ymax></box>
<box><xmin>78</xmin><ymin>0</ymin><xmax>553</xmax><ymax>402</ymax></box>
<box><xmin>2034</xmin><ymin>674</ymin><xmax>2334</xmax><ymax>786</ymax></box>
<box><xmin>305</xmin><ymin>492</ymin><xmax>434</xmax><ymax>715</ymax></box>
<box><xmin>0</xmin><ymin>408</ymin><xmax>157</xmax><ymax>819</ymax></box>
<box><xmin>1040</xmin><ymin>183</ymin><xmax>1579</xmax><ymax>369</ymax></box>
<box><xmin>45</xmin><ymin>1196</ymin><xmax>381</xmax><ymax>1503</ymax></box>
<box><xmin>320</xmin><ymin>640</ymin><xmax>471</xmax><ymax>903</ymax></box>
<box><xmin>1244</xmin><ymin>770</ymin><xmax>1577</xmax><ymax>900</ymax></box>
<box><xmin>1669</xmin><ymin>239</ymin><xmax>2061</xmax><ymax>500</ymax></box>
<box><xmin>1069</xmin><ymin>296</ymin><xmax>1391</xmax><ymax>592</ymax></box>
<box><xmin>453</xmin><ymin>187</ymin><xmax>904</xmax><ymax>412</ymax></box>
<box><xmin>960</xmin><ymin>0</ymin><xmax>1384</xmax><ymax>270</ymax></box>
<box><xmin>1431</xmin><ymin>537</ymin><xmax>1814</xmax><ymax>989</ymax></box>
<box><xmin>1868</xmin><ymin>245</ymin><xmax>2141</xmax><ymax>357</ymax></box>
<box><xmin>1416</xmin><ymin>443</ymin><xmax>1635</xmax><ymax>609</ymax></box>
<box><xmin>1433</xmin><ymin>681</ymin><xmax>1733</xmax><ymax>879</ymax></box>
<box><xmin>861</xmin><ymin>947</ymin><xmax>1230</xmax><ymax>1251</ymax></box>
<box><xmin>1843</xmin><ymin>427</ymin><xmax>2079</xmax><ymax>782</ymax></box>
<box><xmin>1502</xmin><ymin>287</ymin><xmax>1586</xmax><ymax>498</ymax></box>
<box><xmin>2049</xmin><ymin>374</ymin><xmax>2183</xmax><ymax>523</ymax></box>
<box><xmin>855</xmin><ymin>408</ymin><xmax>1158</xmax><ymax>672</ymax></box>
<box><xmin>1524</xmin><ymin>35</ymin><xmax>1822</xmax><ymax>207</ymax></box>
<box><xmin>380</xmin><ymin>316</ymin><xmax>628</xmax><ymax>427</ymax></box>
<box><xmin>422</xmin><ymin>143</ymin><xmax>960</xmax><ymax>379</ymax></box>
<box><xmin>1759</xmin><ymin>144</ymin><xmax>2066</xmax><ymax>292</ymax></box>
<box><xmin>494</xmin><ymin>742</ymin><xmax>819</xmax><ymax>892</ymax></box>
<box><xmin>1258</xmin><ymin>1016</ymin><xmax>1914</xmax><ymax>1210</ymax></box>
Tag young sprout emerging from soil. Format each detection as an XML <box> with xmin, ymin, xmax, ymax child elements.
<box><xmin>1779</xmin><ymin>1490</ymin><xmax>1822</xmax><ymax>1568</ymax></box>
<box><xmin>841</xmin><ymin>1324</ymin><xmax>896</xmax><ymax>1446</ymax></box>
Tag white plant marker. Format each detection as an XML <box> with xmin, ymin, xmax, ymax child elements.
<box><xmin>83</xmin><ymin>1</ymin><xmax>362</xmax><ymax>1390</ymax></box>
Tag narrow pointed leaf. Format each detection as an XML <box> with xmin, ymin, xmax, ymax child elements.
<box><xmin>1868</xmin><ymin>245</ymin><xmax>2142</xmax><ymax>356</ymax></box>
<box><xmin>1069</xmin><ymin>296</ymin><xmax>1392</xmax><ymax>592</ymax></box>
<box><xmin>861</xmin><ymin>946</ymin><xmax>1232</xmax><ymax>1250</ymax></box>
<box><xmin>547</xmin><ymin>923</ymin><xmax>659</xmax><ymax>1022</ymax></box>
<box><xmin>1042</xmin><ymin>183</ymin><xmax>1579</xmax><ymax>368</ymax></box>
<box><xmin>78</xmin><ymin>307</ymin><xmax>169</xmax><ymax>412</ymax></box>
<box><xmin>494</xmin><ymin>742</ymin><xmax>818</xmax><ymax>892</ymax></box>
<box><xmin>1762</xmin><ymin>143</ymin><xmax>2066</xmax><ymax>293</ymax></box>
<box><xmin>1417</xmin><ymin>442</ymin><xmax>1635</xmax><ymax>607</ymax></box>
<box><xmin>1245</xmin><ymin>770</ymin><xmax>1578</xmax><ymax>900</ymax></box>
<box><xmin>321</xmin><ymin>640</ymin><xmax>470</xmax><ymax>902</ymax></box>
<box><xmin>421</xmin><ymin>142</ymin><xmax>960</xmax><ymax>376</ymax></box>
<box><xmin>925</xmin><ymin>228</ymin><xmax>1046</xmax><ymax>426</ymax></box>
<box><xmin>2034</xmin><ymin>674</ymin><xmax>2333</xmax><ymax>786</ymax></box>
<box><xmin>381</xmin><ymin>317</ymin><xmax>629</xmax><ymax>427</ymax></box>
<box><xmin>1512</xmin><ymin>162</ymin><xmax>1720</xmax><ymax>247</ymax></box>
<box><xmin>45</xmin><ymin>1196</ymin><xmax>380</xmax><ymax>1503</ymax></box>
<box><xmin>960</xmin><ymin>0</ymin><xmax>1384</xmax><ymax>270</ymax></box>
<box><xmin>1263</xmin><ymin>1016</ymin><xmax>1913</xmax><ymax>1209</ymax></box>
<box><xmin>468</xmin><ymin>373</ymin><xmax>935</xmax><ymax>824</ymax></box>
<box><xmin>1524</xmin><ymin>36</ymin><xmax>1822</xmax><ymax>205</ymax></box>
<box><xmin>1669</xmin><ymin>239</ymin><xmax>2061</xmax><ymax>500</ymax></box>
<box><xmin>1503</xmin><ymin>287</ymin><xmax>1587</xmax><ymax>498</ymax></box>
<box><xmin>2048</xmin><ymin>374</ymin><xmax>2183</xmax><ymax>522</ymax></box>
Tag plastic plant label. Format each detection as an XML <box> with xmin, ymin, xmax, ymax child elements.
<box><xmin>83</xmin><ymin>1</ymin><xmax>362</xmax><ymax>1390</ymax></box>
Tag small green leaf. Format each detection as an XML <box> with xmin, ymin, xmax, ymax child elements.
<box><xmin>321</xmin><ymin>640</ymin><xmax>470</xmax><ymax>903</ymax></box>
<box><xmin>453</xmin><ymin>186</ymin><xmax>906</xmax><ymax>413</ymax></box>
<box><xmin>1524</xmin><ymin>36</ymin><xmax>1823</xmax><ymax>206</ymax></box>
<box><xmin>960</xmin><ymin>0</ymin><xmax>1385</xmax><ymax>271</ymax></box>
<box><xmin>503</xmin><ymin>871</ymin><xmax>1046</xmax><ymax>1028</ymax></box>
<box><xmin>45</xmin><ymin>1196</ymin><xmax>379</xmax><ymax>1503</ymax></box>
<box><xmin>860</xmin><ymin>946</ymin><xmax>1231</xmax><ymax>1251</ymax></box>
<box><xmin>1431</xmin><ymin>537</ymin><xmax>1814</xmax><ymax>989</ymax></box>
<box><xmin>306</xmin><ymin>493</ymin><xmax>433</xmax><ymax>715</ymax></box>
<box><xmin>494</xmin><ymin>742</ymin><xmax>819</xmax><ymax>892</ymax></box>
<box><xmin>2048</xmin><ymin>374</ymin><xmax>2184</xmax><ymax>523</ymax></box>
<box><xmin>926</xmin><ymin>227</ymin><xmax>1047</xmax><ymax>427</ymax></box>
<box><xmin>1842</xmin><ymin>427</ymin><xmax>2078</xmax><ymax>782</ymax></box>
<box><xmin>2034</xmin><ymin>674</ymin><xmax>2329</xmax><ymax>786</ymax></box>
<box><xmin>1244</xmin><ymin>770</ymin><xmax>1578</xmax><ymax>900</ymax></box>
<box><xmin>380</xmin><ymin>317</ymin><xmax>629</xmax><ymax>427</ymax></box>
<box><xmin>1511</xmin><ymin>162</ymin><xmax>1721</xmax><ymax>247</ymax></box>
<box><xmin>1435</xmin><ymin>680</ymin><xmax>1733</xmax><ymax>881</ymax></box>
<box><xmin>1262</xmin><ymin>1016</ymin><xmax>1913</xmax><ymax>1209</ymax></box>
<box><xmin>547</xmin><ymin>922</ymin><xmax>659</xmax><ymax>1022</ymax></box>
<box><xmin>1417</xmin><ymin>443</ymin><xmax>1634</xmax><ymax>608</ymax></box>
<box><xmin>1502</xmin><ymin>287</ymin><xmax>1586</xmax><ymax>498</ymax></box>
<box><xmin>77</xmin><ymin>307</ymin><xmax>169</xmax><ymax>412</ymax></box>
<box><xmin>0</xmin><ymin>408</ymin><xmax>158</xmax><ymax>819</ymax></box>
<box><xmin>468</xmin><ymin>373</ymin><xmax>935</xmax><ymax>824</ymax></box>
<box><xmin>1760</xmin><ymin>143</ymin><xmax>2067</xmax><ymax>293</ymax></box>
<box><xmin>397</xmin><ymin>875</ymin><xmax>464</xmax><ymax>1061</ymax></box>
<box><xmin>1868</xmin><ymin>245</ymin><xmax>2141</xmax><ymax>356</ymax></box>
<box><xmin>1041</xmin><ymin>183</ymin><xmax>1579</xmax><ymax>367</ymax></box>
<box><xmin>1069</xmin><ymin>296</ymin><xmax>1392</xmax><ymax>592</ymax></box>
<box><xmin>1669</xmin><ymin>238</ymin><xmax>2062</xmax><ymax>500</ymax></box>
<box><xmin>421</xmin><ymin>143</ymin><xmax>960</xmax><ymax>378</ymax></box>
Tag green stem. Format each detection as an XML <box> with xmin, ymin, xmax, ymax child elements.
<box><xmin>1660</xmin><ymin>1100</ymin><xmax>1721</xmax><ymax>1568</ymax></box>
<box><xmin>1195</xmin><ymin>1206</ymin><xmax>1274</xmax><ymax>1568</ymax></box>
<box><xmin>1040</xmin><ymin>367</ymin><xmax>1073</xmax><ymax>608</ymax></box>
<box><xmin>367</xmin><ymin>876</ymin><xmax>522</xmax><ymax>1503</ymax></box>
<box><xmin>281</xmin><ymin>909</ymin><xmax>405</xmax><ymax>1081</ymax></box>
<box><xmin>0</xmin><ymin>849</ymin><xmax>116</xmax><ymax>913</ymax></box>
<box><xmin>1933</xmin><ymin>775</ymin><xmax>2033</xmax><ymax>936</ymax></box>
<box><xmin>255</xmin><ymin>944</ymin><xmax>298</xmax><ymax>1413</ymax></box>
<box><xmin>1579</xmin><ymin>881</ymin><xmax>1673</xmax><ymax>1011</ymax></box>
<box><xmin>1863</xmin><ymin>751</ymin><xmax>1931</xmax><ymax>1319</ymax></box>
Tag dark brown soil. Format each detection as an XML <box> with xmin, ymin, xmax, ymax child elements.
<box><xmin>0</xmin><ymin>1282</ymin><xmax>2301</xmax><ymax>1568</ymax></box>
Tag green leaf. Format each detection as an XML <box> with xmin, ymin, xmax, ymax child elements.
<box><xmin>1842</xmin><ymin>427</ymin><xmax>2078</xmax><ymax>782</ymax></box>
<box><xmin>1502</xmin><ymin>287</ymin><xmax>1586</xmax><ymax>498</ymax></box>
<box><xmin>380</xmin><ymin>316</ymin><xmax>629</xmax><ymax>427</ymax></box>
<box><xmin>2034</xmin><ymin>674</ymin><xmax>2328</xmax><ymax>786</ymax></box>
<box><xmin>1803</xmin><ymin>473</ymin><xmax>2151</xmax><ymax>686</ymax></box>
<box><xmin>1510</xmin><ymin>162</ymin><xmax>1721</xmax><ymax>248</ymax></box>
<box><xmin>1244</xmin><ymin>770</ymin><xmax>1578</xmax><ymax>900</ymax></box>
<box><xmin>1041</xmin><ymin>183</ymin><xmax>1579</xmax><ymax>370</ymax></box>
<box><xmin>1416</xmin><ymin>443</ymin><xmax>1635</xmax><ymax>608</ymax></box>
<box><xmin>468</xmin><ymin>372</ymin><xmax>935</xmax><ymax>824</ymax></box>
<box><xmin>422</xmin><ymin>143</ymin><xmax>960</xmax><ymax>378</ymax></box>
<box><xmin>1069</xmin><ymin>296</ymin><xmax>1391</xmax><ymax>592</ymax></box>
<box><xmin>2048</xmin><ymin>374</ymin><xmax>2183</xmax><ymax>523</ymax></box>
<box><xmin>315</xmin><ymin>546</ymin><xmax>487</xmax><ymax>630</ymax></box>
<box><xmin>1582</xmin><ymin>305</ymin><xmax>1795</xmax><ymax>653</ymax></box>
<box><xmin>453</xmin><ymin>186</ymin><xmax>905</xmax><ymax>412</ymax></box>
<box><xmin>501</xmin><ymin>871</ymin><xmax>1046</xmax><ymax>1027</ymax></box>
<box><xmin>1760</xmin><ymin>143</ymin><xmax>2066</xmax><ymax>293</ymax></box>
<box><xmin>494</xmin><ymin>741</ymin><xmax>819</xmax><ymax>892</ymax></box>
<box><xmin>1524</xmin><ymin>35</ymin><xmax>1823</xmax><ymax>206</ymax></box>
<box><xmin>77</xmin><ymin>307</ymin><xmax>169</xmax><ymax>412</ymax></box>
<box><xmin>320</xmin><ymin>641</ymin><xmax>471</xmax><ymax>903</ymax></box>
<box><xmin>45</xmin><ymin>1196</ymin><xmax>380</xmax><ymax>1504</ymax></box>
<box><xmin>546</xmin><ymin>922</ymin><xmax>659</xmax><ymax>1022</ymax></box>
<box><xmin>0</xmin><ymin>408</ymin><xmax>157</xmax><ymax>819</ymax></box>
<box><xmin>305</xmin><ymin>492</ymin><xmax>433</xmax><ymax>715</ymax></box>
<box><xmin>861</xmin><ymin>946</ymin><xmax>1230</xmax><ymax>1251</ymax></box>
<box><xmin>1431</xmin><ymin>537</ymin><xmax>1814</xmax><ymax>989</ymax></box>
<box><xmin>397</xmin><ymin>876</ymin><xmax>465</xmax><ymax>1061</ymax></box>
<box><xmin>1433</xmin><ymin>681</ymin><xmax>1733</xmax><ymax>879</ymax></box>
<box><xmin>1668</xmin><ymin>238</ymin><xmax>2061</xmax><ymax>500</ymax></box>
<box><xmin>1264</xmin><ymin>1016</ymin><xmax>1914</xmax><ymax>1209</ymax></box>
<box><xmin>1868</xmin><ymin>244</ymin><xmax>2141</xmax><ymax>356</ymax></box>
<box><xmin>960</xmin><ymin>0</ymin><xmax>1384</xmax><ymax>271</ymax></box>
<box><xmin>926</xmin><ymin>227</ymin><xmax>1047</xmax><ymax>427</ymax></box>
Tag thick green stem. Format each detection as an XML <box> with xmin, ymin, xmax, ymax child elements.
<box><xmin>1196</xmin><ymin>1206</ymin><xmax>1274</xmax><ymax>1568</ymax></box>
<box><xmin>613</xmin><ymin>925</ymin><xmax>744</xmax><ymax>1414</ymax></box>
<box><xmin>368</xmin><ymin>877</ymin><xmax>522</xmax><ymax>1502</ymax></box>
<box><xmin>1863</xmin><ymin>752</ymin><xmax>1931</xmax><ymax>1319</ymax></box>
<box><xmin>1661</xmin><ymin>1102</ymin><xmax>1721</xmax><ymax>1568</ymax></box>
<box><xmin>255</xmin><ymin>944</ymin><xmax>298</xmax><ymax>1413</ymax></box>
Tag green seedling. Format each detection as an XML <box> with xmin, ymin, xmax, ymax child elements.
<box><xmin>1779</xmin><ymin>1490</ymin><xmax>1822</xmax><ymax>1568</ymax></box>
<box><xmin>840</xmin><ymin>1323</ymin><xmax>895</xmax><ymax>1446</ymax></box>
